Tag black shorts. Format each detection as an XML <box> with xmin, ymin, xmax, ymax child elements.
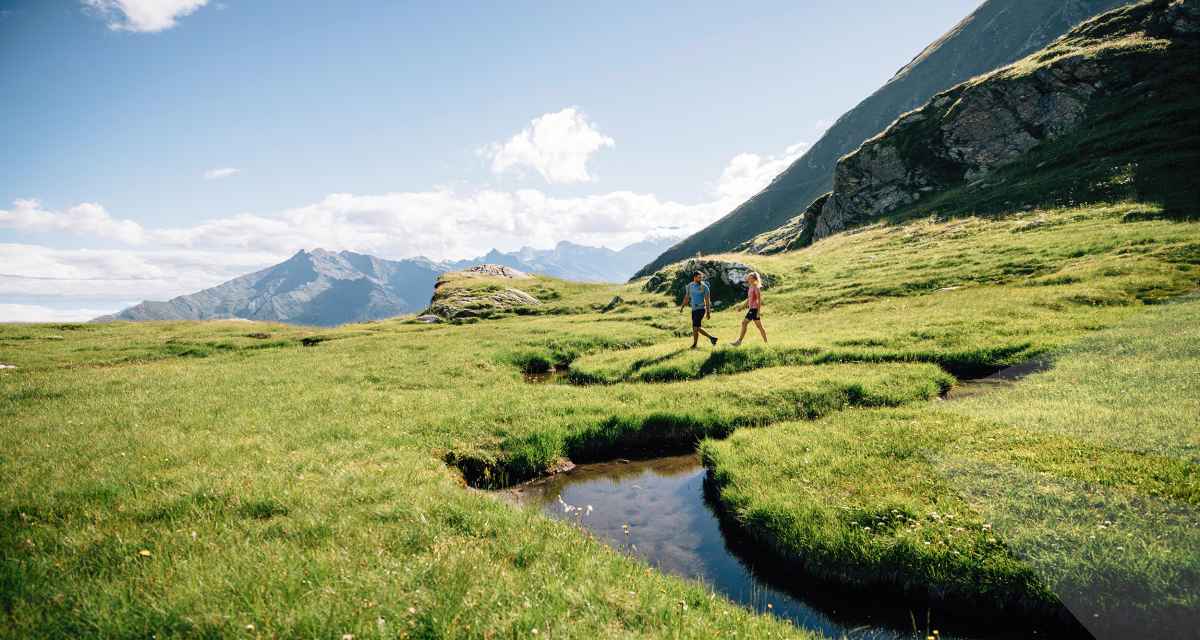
<box><xmin>691</xmin><ymin>308</ymin><xmax>706</xmax><ymax>328</ymax></box>
<box><xmin>745</xmin><ymin>308</ymin><xmax>760</xmax><ymax>321</ymax></box>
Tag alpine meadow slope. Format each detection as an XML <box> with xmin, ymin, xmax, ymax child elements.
<box><xmin>635</xmin><ymin>0</ymin><xmax>1131</xmax><ymax>277</ymax></box>
<box><xmin>3</xmin><ymin>2</ymin><xmax>1199</xmax><ymax>639</ymax></box>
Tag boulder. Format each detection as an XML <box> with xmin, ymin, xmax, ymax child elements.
<box><xmin>599</xmin><ymin>295</ymin><xmax>624</xmax><ymax>313</ymax></box>
<box><xmin>423</xmin><ymin>265</ymin><xmax>542</xmax><ymax>320</ymax></box>
<box><xmin>642</xmin><ymin>259</ymin><xmax>776</xmax><ymax>307</ymax></box>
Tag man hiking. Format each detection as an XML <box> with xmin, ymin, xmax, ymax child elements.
<box><xmin>679</xmin><ymin>271</ymin><xmax>718</xmax><ymax>348</ymax></box>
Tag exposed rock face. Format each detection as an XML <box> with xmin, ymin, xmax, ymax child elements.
<box><xmin>424</xmin><ymin>265</ymin><xmax>542</xmax><ymax>320</ymax></box>
<box><xmin>642</xmin><ymin>259</ymin><xmax>776</xmax><ymax>307</ymax></box>
<box><xmin>633</xmin><ymin>0</ymin><xmax>1130</xmax><ymax>278</ymax></box>
<box><xmin>812</xmin><ymin>0</ymin><xmax>1196</xmax><ymax>241</ymax></box>
<box><xmin>94</xmin><ymin>249</ymin><xmax>448</xmax><ymax>327</ymax></box>
<box><xmin>738</xmin><ymin>193</ymin><xmax>831</xmax><ymax>255</ymax></box>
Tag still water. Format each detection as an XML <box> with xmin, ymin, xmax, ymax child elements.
<box><xmin>503</xmin><ymin>454</ymin><xmax>1058</xmax><ymax>640</ymax></box>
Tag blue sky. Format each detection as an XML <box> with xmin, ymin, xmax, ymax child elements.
<box><xmin>0</xmin><ymin>0</ymin><xmax>980</xmax><ymax>320</ymax></box>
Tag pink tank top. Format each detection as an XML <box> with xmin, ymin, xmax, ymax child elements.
<box><xmin>748</xmin><ymin>286</ymin><xmax>761</xmax><ymax>309</ymax></box>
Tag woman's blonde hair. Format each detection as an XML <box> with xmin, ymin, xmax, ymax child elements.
<box><xmin>747</xmin><ymin>271</ymin><xmax>760</xmax><ymax>285</ymax></box>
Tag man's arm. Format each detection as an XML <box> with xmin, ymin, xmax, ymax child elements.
<box><xmin>704</xmin><ymin>290</ymin><xmax>712</xmax><ymax>317</ymax></box>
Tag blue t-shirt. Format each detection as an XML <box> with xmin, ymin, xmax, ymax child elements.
<box><xmin>686</xmin><ymin>281</ymin><xmax>710</xmax><ymax>309</ymax></box>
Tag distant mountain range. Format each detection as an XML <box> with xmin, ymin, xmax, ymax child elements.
<box><xmin>447</xmin><ymin>237</ymin><xmax>678</xmax><ymax>283</ymax></box>
<box><xmin>94</xmin><ymin>237</ymin><xmax>679</xmax><ymax>326</ymax></box>
<box><xmin>634</xmin><ymin>0</ymin><xmax>1131</xmax><ymax>277</ymax></box>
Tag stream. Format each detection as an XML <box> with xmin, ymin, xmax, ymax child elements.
<box><xmin>500</xmin><ymin>360</ymin><xmax>1073</xmax><ymax>639</ymax></box>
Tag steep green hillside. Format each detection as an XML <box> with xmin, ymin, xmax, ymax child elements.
<box><xmin>635</xmin><ymin>0</ymin><xmax>1131</xmax><ymax>277</ymax></box>
<box><xmin>740</xmin><ymin>0</ymin><xmax>1199</xmax><ymax>254</ymax></box>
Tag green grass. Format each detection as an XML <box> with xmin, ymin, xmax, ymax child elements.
<box><xmin>1</xmin><ymin>198</ymin><xmax>1197</xmax><ymax>638</ymax></box>
<box><xmin>701</xmin><ymin>299</ymin><xmax>1200</xmax><ymax>635</ymax></box>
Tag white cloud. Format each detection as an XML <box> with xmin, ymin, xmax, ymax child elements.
<box><xmin>0</xmin><ymin>199</ymin><xmax>147</xmax><ymax>244</ymax></box>
<box><xmin>82</xmin><ymin>0</ymin><xmax>208</xmax><ymax>33</ymax></box>
<box><xmin>0</xmin><ymin>243</ymin><xmax>282</xmax><ymax>302</ymax></box>
<box><xmin>483</xmin><ymin>107</ymin><xmax>615</xmax><ymax>184</ymax></box>
<box><xmin>2</xmin><ymin>140</ymin><xmax>805</xmax><ymax>262</ymax></box>
<box><xmin>0</xmin><ymin>303</ymin><xmax>134</xmax><ymax>323</ymax></box>
<box><xmin>714</xmin><ymin>141</ymin><xmax>808</xmax><ymax>202</ymax></box>
<box><xmin>1</xmin><ymin>139</ymin><xmax>807</xmax><ymax>316</ymax></box>
<box><xmin>203</xmin><ymin>167</ymin><xmax>240</xmax><ymax>180</ymax></box>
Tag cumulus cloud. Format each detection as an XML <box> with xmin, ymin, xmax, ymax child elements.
<box><xmin>203</xmin><ymin>167</ymin><xmax>239</xmax><ymax>180</ymax></box>
<box><xmin>0</xmin><ymin>199</ymin><xmax>147</xmax><ymax>244</ymax></box>
<box><xmin>714</xmin><ymin>142</ymin><xmax>808</xmax><ymax>202</ymax></box>
<box><xmin>483</xmin><ymin>107</ymin><xmax>615</xmax><ymax>184</ymax></box>
<box><xmin>82</xmin><ymin>0</ymin><xmax>208</xmax><ymax>33</ymax></box>
<box><xmin>0</xmin><ymin>243</ymin><xmax>283</xmax><ymax>302</ymax></box>
<box><xmin>3</xmin><ymin>140</ymin><xmax>805</xmax><ymax>262</ymax></box>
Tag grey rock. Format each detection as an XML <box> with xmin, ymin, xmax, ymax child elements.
<box><xmin>599</xmin><ymin>295</ymin><xmax>625</xmax><ymax>313</ymax></box>
<box><xmin>642</xmin><ymin>259</ymin><xmax>777</xmax><ymax>307</ymax></box>
<box><xmin>424</xmin><ymin>266</ymin><xmax>543</xmax><ymax>320</ymax></box>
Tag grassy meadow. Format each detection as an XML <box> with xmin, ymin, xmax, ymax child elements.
<box><xmin>2</xmin><ymin>200</ymin><xmax>1198</xmax><ymax>638</ymax></box>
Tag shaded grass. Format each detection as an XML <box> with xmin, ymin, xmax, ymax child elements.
<box><xmin>701</xmin><ymin>299</ymin><xmax>1200</xmax><ymax>636</ymax></box>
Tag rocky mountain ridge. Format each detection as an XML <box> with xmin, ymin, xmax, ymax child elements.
<box><xmin>634</xmin><ymin>0</ymin><xmax>1132</xmax><ymax>277</ymax></box>
<box><xmin>809</xmin><ymin>0</ymin><xmax>1198</xmax><ymax>241</ymax></box>
<box><xmin>93</xmin><ymin>249</ymin><xmax>445</xmax><ymax>326</ymax></box>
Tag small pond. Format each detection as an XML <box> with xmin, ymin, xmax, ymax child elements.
<box><xmin>503</xmin><ymin>452</ymin><xmax>1078</xmax><ymax>640</ymax></box>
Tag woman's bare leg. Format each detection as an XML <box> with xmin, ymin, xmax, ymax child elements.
<box><xmin>754</xmin><ymin>319</ymin><xmax>767</xmax><ymax>343</ymax></box>
<box><xmin>734</xmin><ymin>319</ymin><xmax>749</xmax><ymax>345</ymax></box>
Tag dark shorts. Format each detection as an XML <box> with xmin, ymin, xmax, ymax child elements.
<box><xmin>745</xmin><ymin>308</ymin><xmax>760</xmax><ymax>321</ymax></box>
<box><xmin>691</xmin><ymin>308</ymin><xmax>706</xmax><ymax>328</ymax></box>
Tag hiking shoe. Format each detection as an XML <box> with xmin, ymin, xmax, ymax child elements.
<box><xmin>710</xmin><ymin>336</ymin><xmax>718</xmax><ymax>346</ymax></box>
<box><xmin>731</xmin><ymin>340</ymin><xmax>742</xmax><ymax>347</ymax></box>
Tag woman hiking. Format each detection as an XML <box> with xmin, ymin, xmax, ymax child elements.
<box><xmin>731</xmin><ymin>271</ymin><xmax>767</xmax><ymax>346</ymax></box>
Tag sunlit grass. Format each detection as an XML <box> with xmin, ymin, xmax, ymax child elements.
<box><xmin>0</xmin><ymin>199</ymin><xmax>1197</xmax><ymax>638</ymax></box>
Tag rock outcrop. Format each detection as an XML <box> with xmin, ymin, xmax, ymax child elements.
<box><xmin>447</xmin><ymin>264</ymin><xmax>531</xmax><ymax>280</ymax></box>
<box><xmin>423</xmin><ymin>264</ymin><xmax>542</xmax><ymax>320</ymax></box>
<box><xmin>810</xmin><ymin>0</ymin><xmax>1198</xmax><ymax>241</ymax></box>
<box><xmin>642</xmin><ymin>259</ymin><xmax>776</xmax><ymax>307</ymax></box>
<box><xmin>738</xmin><ymin>193</ymin><xmax>831</xmax><ymax>255</ymax></box>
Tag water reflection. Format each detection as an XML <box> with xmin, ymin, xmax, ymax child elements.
<box><xmin>504</xmin><ymin>455</ymin><xmax>996</xmax><ymax>639</ymax></box>
<box><xmin>503</xmin><ymin>358</ymin><xmax>1086</xmax><ymax>638</ymax></box>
